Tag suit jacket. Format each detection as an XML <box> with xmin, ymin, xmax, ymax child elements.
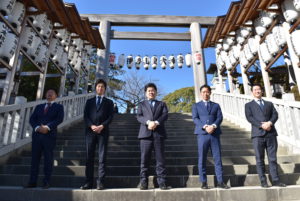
<box><xmin>136</xmin><ymin>100</ymin><xmax>168</xmax><ymax>139</ymax></box>
<box><xmin>84</xmin><ymin>96</ymin><xmax>114</xmax><ymax>135</ymax></box>
<box><xmin>245</xmin><ymin>99</ymin><xmax>278</xmax><ymax>138</ymax></box>
<box><xmin>192</xmin><ymin>101</ymin><xmax>223</xmax><ymax>135</ymax></box>
<box><xmin>29</xmin><ymin>102</ymin><xmax>64</xmax><ymax>138</ymax></box>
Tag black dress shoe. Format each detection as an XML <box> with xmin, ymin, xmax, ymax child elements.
<box><xmin>272</xmin><ymin>181</ymin><xmax>286</xmax><ymax>187</ymax></box>
<box><xmin>159</xmin><ymin>183</ymin><xmax>171</xmax><ymax>190</ymax></box>
<box><xmin>80</xmin><ymin>183</ymin><xmax>93</xmax><ymax>190</ymax></box>
<box><xmin>24</xmin><ymin>183</ymin><xmax>37</xmax><ymax>188</ymax></box>
<box><xmin>217</xmin><ymin>182</ymin><xmax>230</xmax><ymax>189</ymax></box>
<box><xmin>261</xmin><ymin>181</ymin><xmax>269</xmax><ymax>188</ymax></box>
<box><xmin>139</xmin><ymin>182</ymin><xmax>148</xmax><ymax>190</ymax></box>
<box><xmin>97</xmin><ymin>182</ymin><xmax>104</xmax><ymax>190</ymax></box>
<box><xmin>42</xmin><ymin>183</ymin><xmax>50</xmax><ymax>189</ymax></box>
<box><xmin>201</xmin><ymin>182</ymin><xmax>209</xmax><ymax>189</ymax></box>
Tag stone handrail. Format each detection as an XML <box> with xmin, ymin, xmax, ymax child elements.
<box><xmin>0</xmin><ymin>93</ymin><xmax>95</xmax><ymax>156</ymax></box>
<box><xmin>212</xmin><ymin>92</ymin><xmax>300</xmax><ymax>154</ymax></box>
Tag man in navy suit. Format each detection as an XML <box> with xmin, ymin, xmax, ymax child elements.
<box><xmin>80</xmin><ymin>79</ymin><xmax>114</xmax><ymax>190</ymax></box>
<box><xmin>136</xmin><ymin>83</ymin><xmax>170</xmax><ymax>190</ymax></box>
<box><xmin>26</xmin><ymin>89</ymin><xmax>64</xmax><ymax>189</ymax></box>
<box><xmin>192</xmin><ymin>85</ymin><xmax>229</xmax><ymax>189</ymax></box>
<box><xmin>245</xmin><ymin>83</ymin><xmax>286</xmax><ymax>188</ymax></box>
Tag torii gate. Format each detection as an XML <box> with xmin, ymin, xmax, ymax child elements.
<box><xmin>81</xmin><ymin>14</ymin><xmax>216</xmax><ymax>102</ymax></box>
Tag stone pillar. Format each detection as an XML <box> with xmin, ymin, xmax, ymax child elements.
<box><xmin>282</xmin><ymin>22</ymin><xmax>300</xmax><ymax>94</ymax></box>
<box><xmin>190</xmin><ymin>23</ymin><xmax>207</xmax><ymax>102</ymax></box>
<box><xmin>283</xmin><ymin>52</ymin><xmax>296</xmax><ymax>88</ymax></box>
<box><xmin>255</xmin><ymin>35</ymin><xmax>272</xmax><ymax>98</ymax></box>
<box><xmin>96</xmin><ymin>20</ymin><xmax>111</xmax><ymax>81</ymax></box>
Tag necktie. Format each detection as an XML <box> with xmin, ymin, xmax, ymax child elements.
<box><xmin>258</xmin><ymin>99</ymin><xmax>264</xmax><ymax>110</ymax></box>
<box><xmin>205</xmin><ymin>101</ymin><xmax>210</xmax><ymax>111</ymax></box>
<box><xmin>149</xmin><ymin>100</ymin><xmax>155</xmax><ymax>112</ymax></box>
<box><xmin>44</xmin><ymin>103</ymin><xmax>51</xmax><ymax>114</ymax></box>
<box><xmin>96</xmin><ymin>96</ymin><xmax>101</xmax><ymax>110</ymax></box>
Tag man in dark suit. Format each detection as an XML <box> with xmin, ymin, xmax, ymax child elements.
<box><xmin>80</xmin><ymin>79</ymin><xmax>114</xmax><ymax>190</ymax></box>
<box><xmin>245</xmin><ymin>83</ymin><xmax>286</xmax><ymax>188</ymax></box>
<box><xmin>192</xmin><ymin>85</ymin><xmax>229</xmax><ymax>189</ymax></box>
<box><xmin>136</xmin><ymin>83</ymin><xmax>170</xmax><ymax>190</ymax></box>
<box><xmin>25</xmin><ymin>89</ymin><xmax>64</xmax><ymax>189</ymax></box>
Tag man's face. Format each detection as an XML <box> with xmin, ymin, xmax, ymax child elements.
<box><xmin>252</xmin><ymin>86</ymin><xmax>262</xmax><ymax>99</ymax></box>
<box><xmin>96</xmin><ymin>83</ymin><xmax>106</xmax><ymax>96</ymax></box>
<box><xmin>46</xmin><ymin>90</ymin><xmax>57</xmax><ymax>102</ymax></box>
<box><xmin>146</xmin><ymin>87</ymin><xmax>157</xmax><ymax>100</ymax></box>
<box><xmin>200</xmin><ymin>87</ymin><xmax>211</xmax><ymax>101</ymax></box>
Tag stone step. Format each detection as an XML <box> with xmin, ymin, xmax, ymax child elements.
<box><xmin>0</xmin><ymin>174</ymin><xmax>299</xmax><ymax>188</ymax></box>
<box><xmin>2</xmin><ymin>186</ymin><xmax>299</xmax><ymax>201</ymax></box>
<box><xmin>2</xmin><ymin>163</ymin><xmax>300</xmax><ymax>176</ymax></box>
<box><xmin>20</xmin><ymin>150</ymin><xmax>257</xmax><ymax>158</ymax></box>
<box><xmin>7</xmin><ymin>155</ymin><xmax>300</xmax><ymax>166</ymax></box>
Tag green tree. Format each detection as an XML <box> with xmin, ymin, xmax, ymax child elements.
<box><xmin>163</xmin><ymin>87</ymin><xmax>195</xmax><ymax>113</ymax></box>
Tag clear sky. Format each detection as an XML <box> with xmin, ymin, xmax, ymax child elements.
<box><xmin>68</xmin><ymin>0</ymin><xmax>235</xmax><ymax>96</ymax></box>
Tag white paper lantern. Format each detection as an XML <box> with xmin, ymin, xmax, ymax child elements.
<box><xmin>151</xmin><ymin>56</ymin><xmax>158</xmax><ymax>69</ymax></box>
<box><xmin>194</xmin><ymin>52</ymin><xmax>202</xmax><ymax>65</ymax></box>
<box><xmin>259</xmin><ymin>11</ymin><xmax>276</xmax><ymax>27</ymax></box>
<box><xmin>27</xmin><ymin>36</ymin><xmax>41</xmax><ymax>59</ymax></box>
<box><xmin>259</xmin><ymin>42</ymin><xmax>273</xmax><ymax>63</ymax></box>
<box><xmin>0</xmin><ymin>31</ymin><xmax>17</xmax><ymax>62</ymax></box>
<box><xmin>266</xmin><ymin>33</ymin><xmax>280</xmax><ymax>55</ymax></box>
<box><xmin>59</xmin><ymin>52</ymin><xmax>68</xmax><ymax>69</ymax></box>
<box><xmin>109</xmin><ymin>53</ymin><xmax>116</xmax><ymax>67</ymax></box>
<box><xmin>143</xmin><ymin>56</ymin><xmax>150</xmax><ymax>69</ymax></box>
<box><xmin>232</xmin><ymin>45</ymin><xmax>241</xmax><ymax>59</ymax></box>
<box><xmin>248</xmin><ymin>37</ymin><xmax>258</xmax><ymax>55</ymax></box>
<box><xmin>56</xmin><ymin>29</ymin><xmax>67</xmax><ymax>40</ymax></box>
<box><xmin>67</xmin><ymin>45</ymin><xmax>76</xmax><ymax>61</ymax></box>
<box><xmin>118</xmin><ymin>54</ymin><xmax>125</xmax><ymax>68</ymax></box>
<box><xmin>239</xmin><ymin>50</ymin><xmax>249</xmax><ymax>68</ymax></box>
<box><xmin>254</xmin><ymin>18</ymin><xmax>267</xmax><ymax>36</ymax></box>
<box><xmin>0</xmin><ymin>22</ymin><xmax>8</xmax><ymax>56</ymax></box>
<box><xmin>272</xmin><ymin>25</ymin><xmax>287</xmax><ymax>47</ymax></box>
<box><xmin>185</xmin><ymin>53</ymin><xmax>192</xmax><ymax>67</ymax></box>
<box><xmin>49</xmin><ymin>38</ymin><xmax>60</xmax><ymax>58</ymax></box>
<box><xmin>126</xmin><ymin>55</ymin><xmax>133</xmax><ymax>69</ymax></box>
<box><xmin>177</xmin><ymin>54</ymin><xmax>184</xmax><ymax>68</ymax></box>
<box><xmin>237</xmin><ymin>27</ymin><xmax>251</xmax><ymax>38</ymax></box>
<box><xmin>85</xmin><ymin>44</ymin><xmax>93</xmax><ymax>56</ymax></box>
<box><xmin>160</xmin><ymin>55</ymin><xmax>167</xmax><ymax>69</ymax></box>
<box><xmin>291</xmin><ymin>30</ymin><xmax>300</xmax><ymax>56</ymax></box>
<box><xmin>282</xmin><ymin>0</ymin><xmax>300</xmax><ymax>23</ymax></box>
<box><xmin>53</xmin><ymin>45</ymin><xmax>64</xmax><ymax>64</ymax></box>
<box><xmin>244</xmin><ymin>44</ymin><xmax>254</xmax><ymax>61</ymax></box>
<box><xmin>7</xmin><ymin>1</ymin><xmax>25</xmax><ymax>30</ymax></box>
<box><xmin>35</xmin><ymin>44</ymin><xmax>48</xmax><ymax>67</ymax></box>
<box><xmin>74</xmin><ymin>57</ymin><xmax>82</xmax><ymax>71</ymax></box>
<box><xmin>228</xmin><ymin>50</ymin><xmax>237</xmax><ymax>65</ymax></box>
<box><xmin>70</xmin><ymin>51</ymin><xmax>78</xmax><ymax>67</ymax></box>
<box><xmin>30</xmin><ymin>13</ymin><xmax>48</xmax><ymax>32</ymax></box>
<box><xmin>20</xmin><ymin>26</ymin><xmax>36</xmax><ymax>52</ymax></box>
<box><xmin>0</xmin><ymin>0</ymin><xmax>16</xmax><ymax>16</ymax></box>
<box><xmin>294</xmin><ymin>0</ymin><xmax>300</xmax><ymax>10</ymax></box>
<box><xmin>168</xmin><ymin>55</ymin><xmax>175</xmax><ymax>69</ymax></box>
<box><xmin>40</xmin><ymin>19</ymin><xmax>53</xmax><ymax>40</ymax></box>
<box><xmin>220</xmin><ymin>51</ymin><xmax>228</xmax><ymax>63</ymax></box>
<box><xmin>237</xmin><ymin>35</ymin><xmax>246</xmax><ymax>45</ymax></box>
<box><xmin>135</xmin><ymin>55</ymin><xmax>142</xmax><ymax>69</ymax></box>
<box><xmin>216</xmin><ymin>54</ymin><xmax>225</xmax><ymax>68</ymax></box>
<box><xmin>61</xmin><ymin>31</ymin><xmax>71</xmax><ymax>46</ymax></box>
<box><xmin>224</xmin><ymin>55</ymin><xmax>232</xmax><ymax>71</ymax></box>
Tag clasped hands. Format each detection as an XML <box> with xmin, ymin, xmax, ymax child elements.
<box><xmin>261</xmin><ymin>121</ymin><xmax>272</xmax><ymax>131</ymax></box>
<box><xmin>148</xmin><ymin>121</ymin><xmax>158</xmax><ymax>131</ymax></box>
<box><xmin>37</xmin><ymin>125</ymin><xmax>49</xmax><ymax>134</ymax></box>
<box><xmin>204</xmin><ymin>125</ymin><xmax>215</xmax><ymax>134</ymax></box>
<box><xmin>91</xmin><ymin>125</ymin><xmax>104</xmax><ymax>134</ymax></box>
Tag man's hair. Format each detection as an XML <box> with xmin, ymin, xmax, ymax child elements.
<box><xmin>200</xmin><ymin>84</ymin><xmax>211</xmax><ymax>92</ymax></box>
<box><xmin>95</xmin><ymin>79</ymin><xmax>107</xmax><ymax>89</ymax></box>
<box><xmin>251</xmin><ymin>83</ymin><xmax>263</xmax><ymax>91</ymax></box>
<box><xmin>144</xmin><ymin>83</ymin><xmax>157</xmax><ymax>92</ymax></box>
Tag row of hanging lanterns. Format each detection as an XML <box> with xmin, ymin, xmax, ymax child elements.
<box><xmin>1</xmin><ymin>0</ymin><xmax>95</xmax><ymax>73</ymax></box>
<box><xmin>215</xmin><ymin>0</ymin><xmax>300</xmax><ymax>71</ymax></box>
<box><xmin>108</xmin><ymin>53</ymin><xmax>203</xmax><ymax>70</ymax></box>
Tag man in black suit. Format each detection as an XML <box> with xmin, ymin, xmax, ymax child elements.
<box><xmin>26</xmin><ymin>89</ymin><xmax>64</xmax><ymax>189</ymax></box>
<box><xmin>245</xmin><ymin>83</ymin><xmax>286</xmax><ymax>188</ymax></box>
<box><xmin>136</xmin><ymin>83</ymin><xmax>170</xmax><ymax>190</ymax></box>
<box><xmin>80</xmin><ymin>79</ymin><xmax>114</xmax><ymax>190</ymax></box>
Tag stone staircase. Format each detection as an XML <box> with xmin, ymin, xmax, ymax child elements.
<box><xmin>0</xmin><ymin>113</ymin><xmax>300</xmax><ymax>201</ymax></box>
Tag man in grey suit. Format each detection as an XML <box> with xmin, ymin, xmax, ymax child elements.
<box><xmin>245</xmin><ymin>83</ymin><xmax>286</xmax><ymax>188</ymax></box>
<box><xmin>136</xmin><ymin>83</ymin><xmax>170</xmax><ymax>190</ymax></box>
